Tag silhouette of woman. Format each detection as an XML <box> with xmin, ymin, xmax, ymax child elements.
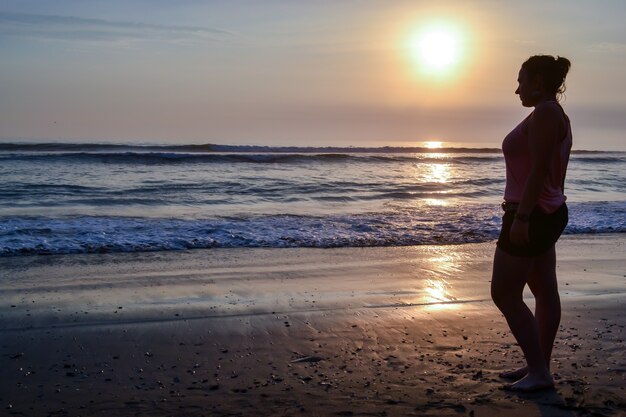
<box><xmin>491</xmin><ymin>55</ymin><xmax>572</xmax><ymax>391</ymax></box>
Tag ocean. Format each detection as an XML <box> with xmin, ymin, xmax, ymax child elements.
<box><xmin>0</xmin><ymin>143</ymin><xmax>624</xmax><ymax>256</ymax></box>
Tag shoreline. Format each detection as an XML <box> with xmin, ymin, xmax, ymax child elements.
<box><xmin>1</xmin><ymin>235</ymin><xmax>625</xmax><ymax>416</ymax></box>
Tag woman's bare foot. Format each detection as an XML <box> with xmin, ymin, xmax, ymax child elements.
<box><xmin>505</xmin><ymin>372</ymin><xmax>554</xmax><ymax>392</ymax></box>
<box><xmin>499</xmin><ymin>366</ymin><xmax>528</xmax><ymax>380</ymax></box>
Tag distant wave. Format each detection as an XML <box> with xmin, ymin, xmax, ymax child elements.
<box><xmin>3</xmin><ymin>151</ymin><xmax>620</xmax><ymax>166</ymax></box>
<box><xmin>2</xmin><ymin>141</ymin><xmax>620</xmax><ymax>155</ymax></box>
<box><xmin>0</xmin><ymin>142</ymin><xmax>500</xmax><ymax>153</ymax></box>
<box><xmin>0</xmin><ymin>142</ymin><xmax>626</xmax><ymax>162</ymax></box>
<box><xmin>0</xmin><ymin>151</ymin><xmax>507</xmax><ymax>165</ymax></box>
<box><xmin>571</xmin><ymin>156</ymin><xmax>626</xmax><ymax>164</ymax></box>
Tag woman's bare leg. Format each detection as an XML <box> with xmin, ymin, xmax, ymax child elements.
<box><xmin>491</xmin><ymin>247</ymin><xmax>554</xmax><ymax>391</ymax></box>
<box><xmin>499</xmin><ymin>246</ymin><xmax>561</xmax><ymax>380</ymax></box>
<box><xmin>528</xmin><ymin>246</ymin><xmax>561</xmax><ymax>368</ymax></box>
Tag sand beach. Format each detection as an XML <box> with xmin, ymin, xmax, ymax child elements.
<box><xmin>1</xmin><ymin>235</ymin><xmax>624</xmax><ymax>416</ymax></box>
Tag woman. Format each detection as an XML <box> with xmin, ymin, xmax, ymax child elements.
<box><xmin>491</xmin><ymin>55</ymin><xmax>572</xmax><ymax>392</ymax></box>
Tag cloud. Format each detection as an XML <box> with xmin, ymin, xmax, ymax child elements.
<box><xmin>0</xmin><ymin>12</ymin><xmax>233</xmax><ymax>44</ymax></box>
<box><xmin>586</xmin><ymin>42</ymin><xmax>626</xmax><ymax>54</ymax></box>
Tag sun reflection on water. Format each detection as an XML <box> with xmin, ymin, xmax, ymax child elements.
<box><xmin>426</xmin><ymin>163</ymin><xmax>451</xmax><ymax>184</ymax></box>
<box><xmin>424</xmin><ymin>278</ymin><xmax>456</xmax><ymax>303</ymax></box>
<box><xmin>423</xmin><ymin>141</ymin><xmax>444</xmax><ymax>149</ymax></box>
<box><xmin>421</xmin><ymin>252</ymin><xmax>461</xmax><ymax>311</ymax></box>
<box><xmin>422</xmin><ymin>198</ymin><xmax>448</xmax><ymax>206</ymax></box>
<box><xmin>410</xmin><ymin>152</ymin><xmax>452</xmax><ymax>186</ymax></box>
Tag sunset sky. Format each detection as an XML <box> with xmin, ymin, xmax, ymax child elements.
<box><xmin>1</xmin><ymin>0</ymin><xmax>625</xmax><ymax>150</ymax></box>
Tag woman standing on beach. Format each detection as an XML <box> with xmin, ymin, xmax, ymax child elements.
<box><xmin>491</xmin><ymin>55</ymin><xmax>572</xmax><ymax>391</ymax></box>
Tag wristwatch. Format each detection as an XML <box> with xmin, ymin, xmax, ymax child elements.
<box><xmin>515</xmin><ymin>212</ymin><xmax>530</xmax><ymax>223</ymax></box>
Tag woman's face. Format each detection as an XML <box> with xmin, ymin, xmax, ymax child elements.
<box><xmin>515</xmin><ymin>68</ymin><xmax>541</xmax><ymax>107</ymax></box>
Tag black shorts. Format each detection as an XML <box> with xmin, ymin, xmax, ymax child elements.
<box><xmin>496</xmin><ymin>203</ymin><xmax>568</xmax><ymax>257</ymax></box>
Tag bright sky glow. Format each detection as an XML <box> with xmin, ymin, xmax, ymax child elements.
<box><xmin>0</xmin><ymin>0</ymin><xmax>625</xmax><ymax>150</ymax></box>
<box><xmin>423</xmin><ymin>141</ymin><xmax>444</xmax><ymax>149</ymax></box>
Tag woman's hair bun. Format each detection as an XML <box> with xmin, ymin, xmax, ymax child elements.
<box><xmin>555</xmin><ymin>56</ymin><xmax>571</xmax><ymax>78</ymax></box>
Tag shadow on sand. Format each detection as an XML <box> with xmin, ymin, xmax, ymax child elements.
<box><xmin>510</xmin><ymin>387</ymin><xmax>584</xmax><ymax>417</ymax></box>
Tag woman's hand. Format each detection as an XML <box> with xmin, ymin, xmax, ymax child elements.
<box><xmin>509</xmin><ymin>218</ymin><xmax>530</xmax><ymax>247</ymax></box>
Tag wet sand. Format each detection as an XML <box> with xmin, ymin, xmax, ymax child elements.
<box><xmin>0</xmin><ymin>235</ymin><xmax>625</xmax><ymax>416</ymax></box>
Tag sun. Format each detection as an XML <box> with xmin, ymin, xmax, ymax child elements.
<box><xmin>409</xmin><ymin>22</ymin><xmax>463</xmax><ymax>75</ymax></box>
<box><xmin>419</xmin><ymin>30</ymin><xmax>458</xmax><ymax>69</ymax></box>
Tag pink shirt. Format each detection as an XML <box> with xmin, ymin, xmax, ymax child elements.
<box><xmin>502</xmin><ymin>103</ymin><xmax>573</xmax><ymax>214</ymax></box>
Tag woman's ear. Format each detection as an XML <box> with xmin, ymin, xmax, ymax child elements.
<box><xmin>531</xmin><ymin>74</ymin><xmax>546</xmax><ymax>93</ymax></box>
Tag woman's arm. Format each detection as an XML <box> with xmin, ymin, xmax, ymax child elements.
<box><xmin>509</xmin><ymin>103</ymin><xmax>562</xmax><ymax>246</ymax></box>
